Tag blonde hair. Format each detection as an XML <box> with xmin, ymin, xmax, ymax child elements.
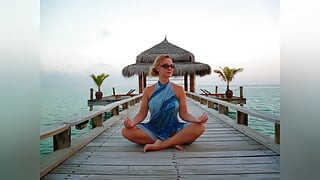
<box><xmin>148</xmin><ymin>55</ymin><xmax>172</xmax><ymax>76</ymax></box>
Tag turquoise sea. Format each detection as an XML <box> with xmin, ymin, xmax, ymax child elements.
<box><xmin>40</xmin><ymin>84</ymin><xmax>280</xmax><ymax>158</ymax></box>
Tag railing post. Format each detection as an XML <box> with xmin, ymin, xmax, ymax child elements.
<box><xmin>218</xmin><ymin>104</ymin><xmax>228</xmax><ymax>115</ymax></box>
<box><xmin>200</xmin><ymin>98</ymin><xmax>207</xmax><ymax>105</ymax></box>
<box><xmin>237</xmin><ymin>111</ymin><xmax>248</xmax><ymax>125</ymax></box>
<box><xmin>89</xmin><ymin>88</ymin><xmax>93</xmax><ymax>111</ymax></box>
<box><xmin>129</xmin><ymin>100</ymin><xmax>134</xmax><ymax>106</ymax></box>
<box><xmin>123</xmin><ymin>102</ymin><xmax>129</xmax><ymax>110</ymax></box>
<box><xmin>91</xmin><ymin>114</ymin><xmax>103</xmax><ymax>128</ymax></box>
<box><xmin>215</xmin><ymin>86</ymin><xmax>218</xmax><ymax>94</ymax></box>
<box><xmin>112</xmin><ymin>106</ymin><xmax>119</xmax><ymax>116</ymax></box>
<box><xmin>53</xmin><ymin>127</ymin><xmax>71</xmax><ymax>151</ymax></box>
<box><xmin>240</xmin><ymin>86</ymin><xmax>244</xmax><ymax>106</ymax></box>
<box><xmin>275</xmin><ymin>123</ymin><xmax>280</xmax><ymax>144</ymax></box>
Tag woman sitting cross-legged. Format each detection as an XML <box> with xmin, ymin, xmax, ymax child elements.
<box><xmin>122</xmin><ymin>55</ymin><xmax>208</xmax><ymax>152</ymax></box>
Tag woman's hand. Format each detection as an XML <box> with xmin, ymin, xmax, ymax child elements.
<box><xmin>196</xmin><ymin>112</ymin><xmax>208</xmax><ymax>123</ymax></box>
<box><xmin>123</xmin><ymin>117</ymin><xmax>135</xmax><ymax>128</ymax></box>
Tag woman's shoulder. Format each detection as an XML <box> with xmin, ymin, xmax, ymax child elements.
<box><xmin>170</xmin><ymin>82</ymin><xmax>184</xmax><ymax>91</ymax></box>
<box><xmin>143</xmin><ymin>84</ymin><xmax>156</xmax><ymax>96</ymax></box>
<box><xmin>170</xmin><ymin>82</ymin><xmax>185</xmax><ymax>97</ymax></box>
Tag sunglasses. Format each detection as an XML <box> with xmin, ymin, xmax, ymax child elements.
<box><xmin>160</xmin><ymin>64</ymin><xmax>175</xmax><ymax>69</ymax></box>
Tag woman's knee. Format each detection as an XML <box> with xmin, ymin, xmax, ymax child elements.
<box><xmin>191</xmin><ymin>123</ymin><xmax>205</xmax><ymax>134</ymax></box>
<box><xmin>121</xmin><ymin>127</ymin><xmax>130</xmax><ymax>138</ymax></box>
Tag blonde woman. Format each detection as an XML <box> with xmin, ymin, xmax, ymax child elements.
<box><xmin>122</xmin><ymin>55</ymin><xmax>208</xmax><ymax>152</ymax></box>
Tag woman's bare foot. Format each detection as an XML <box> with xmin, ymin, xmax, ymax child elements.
<box><xmin>143</xmin><ymin>140</ymin><xmax>184</xmax><ymax>152</ymax></box>
<box><xmin>143</xmin><ymin>140</ymin><xmax>163</xmax><ymax>153</ymax></box>
<box><xmin>174</xmin><ymin>144</ymin><xmax>184</xmax><ymax>150</ymax></box>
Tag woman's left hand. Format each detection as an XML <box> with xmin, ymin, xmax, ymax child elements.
<box><xmin>197</xmin><ymin>112</ymin><xmax>208</xmax><ymax>123</ymax></box>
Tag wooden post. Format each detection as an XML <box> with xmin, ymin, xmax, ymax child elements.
<box><xmin>275</xmin><ymin>123</ymin><xmax>280</xmax><ymax>144</ymax></box>
<box><xmin>237</xmin><ymin>111</ymin><xmax>248</xmax><ymax>125</ymax></box>
<box><xmin>240</xmin><ymin>86</ymin><xmax>244</xmax><ymax>106</ymax></box>
<box><xmin>112</xmin><ymin>106</ymin><xmax>119</xmax><ymax>116</ymax></box>
<box><xmin>112</xmin><ymin>87</ymin><xmax>116</xmax><ymax>96</ymax></box>
<box><xmin>218</xmin><ymin>104</ymin><xmax>228</xmax><ymax>115</ymax></box>
<box><xmin>143</xmin><ymin>73</ymin><xmax>147</xmax><ymax>89</ymax></box>
<box><xmin>53</xmin><ymin>127</ymin><xmax>71</xmax><ymax>151</ymax></box>
<box><xmin>200</xmin><ymin>98</ymin><xmax>207</xmax><ymax>105</ymax></box>
<box><xmin>89</xmin><ymin>88</ymin><xmax>93</xmax><ymax>111</ymax></box>
<box><xmin>208</xmin><ymin>101</ymin><xmax>214</xmax><ymax>108</ymax></box>
<box><xmin>91</xmin><ymin>114</ymin><xmax>103</xmax><ymax>128</ymax></box>
<box><xmin>184</xmin><ymin>74</ymin><xmax>188</xmax><ymax>91</ymax></box>
<box><xmin>123</xmin><ymin>102</ymin><xmax>129</xmax><ymax>110</ymax></box>
<box><xmin>129</xmin><ymin>100</ymin><xmax>134</xmax><ymax>106</ymax></box>
<box><xmin>215</xmin><ymin>86</ymin><xmax>218</xmax><ymax>94</ymax></box>
<box><xmin>138</xmin><ymin>74</ymin><xmax>143</xmax><ymax>93</ymax></box>
<box><xmin>190</xmin><ymin>73</ymin><xmax>195</xmax><ymax>93</ymax></box>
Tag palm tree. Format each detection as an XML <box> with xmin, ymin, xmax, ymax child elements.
<box><xmin>90</xmin><ymin>73</ymin><xmax>109</xmax><ymax>100</ymax></box>
<box><xmin>90</xmin><ymin>73</ymin><xmax>109</xmax><ymax>92</ymax></box>
<box><xmin>213</xmin><ymin>67</ymin><xmax>244</xmax><ymax>97</ymax></box>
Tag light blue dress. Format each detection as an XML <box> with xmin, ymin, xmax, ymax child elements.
<box><xmin>137</xmin><ymin>81</ymin><xmax>189</xmax><ymax>140</ymax></box>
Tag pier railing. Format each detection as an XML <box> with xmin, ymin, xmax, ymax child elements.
<box><xmin>186</xmin><ymin>92</ymin><xmax>280</xmax><ymax>153</ymax></box>
<box><xmin>40</xmin><ymin>94</ymin><xmax>143</xmax><ymax>178</ymax></box>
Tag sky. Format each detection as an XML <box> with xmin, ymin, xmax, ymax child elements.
<box><xmin>40</xmin><ymin>0</ymin><xmax>279</xmax><ymax>90</ymax></box>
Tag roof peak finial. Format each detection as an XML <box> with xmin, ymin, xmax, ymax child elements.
<box><xmin>165</xmin><ymin>34</ymin><xmax>167</xmax><ymax>41</ymax></box>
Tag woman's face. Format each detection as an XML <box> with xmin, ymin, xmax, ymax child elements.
<box><xmin>157</xmin><ymin>58</ymin><xmax>175</xmax><ymax>78</ymax></box>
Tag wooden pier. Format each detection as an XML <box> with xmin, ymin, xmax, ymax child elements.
<box><xmin>41</xmin><ymin>92</ymin><xmax>280</xmax><ymax>179</ymax></box>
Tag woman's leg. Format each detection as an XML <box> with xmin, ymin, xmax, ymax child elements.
<box><xmin>122</xmin><ymin>126</ymin><xmax>154</xmax><ymax>144</ymax></box>
<box><xmin>143</xmin><ymin>122</ymin><xmax>205</xmax><ymax>152</ymax></box>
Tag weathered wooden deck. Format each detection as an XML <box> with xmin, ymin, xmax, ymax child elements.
<box><xmin>43</xmin><ymin>97</ymin><xmax>280</xmax><ymax>179</ymax></box>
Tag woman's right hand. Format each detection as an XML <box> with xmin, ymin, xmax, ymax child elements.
<box><xmin>123</xmin><ymin>117</ymin><xmax>135</xmax><ymax>128</ymax></box>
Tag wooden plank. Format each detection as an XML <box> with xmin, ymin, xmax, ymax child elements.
<box><xmin>63</xmin><ymin>157</ymin><xmax>174</xmax><ymax>166</ymax></box>
<box><xmin>175</xmin><ymin>156</ymin><xmax>279</xmax><ymax>165</ymax></box>
<box><xmin>81</xmin><ymin>143</ymin><xmax>266</xmax><ymax>152</ymax></box>
<box><xmin>69</xmin><ymin>151</ymin><xmax>174</xmax><ymax>159</ymax></box>
<box><xmin>69</xmin><ymin>150</ymin><xmax>278</xmax><ymax>160</ymax></box>
<box><xmin>178</xmin><ymin>163</ymin><xmax>280</xmax><ymax>175</ymax></box>
<box><xmin>63</xmin><ymin>155</ymin><xmax>278</xmax><ymax>166</ymax></box>
<box><xmin>179</xmin><ymin>174</ymin><xmax>280</xmax><ymax>180</ymax></box>
<box><xmin>174</xmin><ymin>150</ymin><xmax>278</xmax><ymax>158</ymax></box>
<box><xmin>50</xmin><ymin>164</ymin><xmax>177</xmax><ymax>175</ymax></box>
<box><xmin>43</xmin><ymin>174</ymin><xmax>179</xmax><ymax>180</ymax></box>
<box><xmin>44</xmin><ymin>173</ymin><xmax>280</xmax><ymax>180</ymax></box>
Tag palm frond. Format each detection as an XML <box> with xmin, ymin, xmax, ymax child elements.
<box><xmin>90</xmin><ymin>73</ymin><xmax>110</xmax><ymax>92</ymax></box>
<box><xmin>213</xmin><ymin>66</ymin><xmax>244</xmax><ymax>88</ymax></box>
<box><xmin>213</xmin><ymin>69</ymin><xmax>226</xmax><ymax>82</ymax></box>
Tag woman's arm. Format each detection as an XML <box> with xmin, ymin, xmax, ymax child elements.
<box><xmin>177</xmin><ymin>86</ymin><xmax>208</xmax><ymax>123</ymax></box>
<box><xmin>124</xmin><ymin>86</ymin><xmax>153</xmax><ymax>128</ymax></box>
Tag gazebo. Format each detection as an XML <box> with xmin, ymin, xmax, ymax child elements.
<box><xmin>122</xmin><ymin>37</ymin><xmax>211</xmax><ymax>93</ymax></box>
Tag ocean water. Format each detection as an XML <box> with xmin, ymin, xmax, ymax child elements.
<box><xmin>40</xmin><ymin>84</ymin><xmax>280</xmax><ymax>158</ymax></box>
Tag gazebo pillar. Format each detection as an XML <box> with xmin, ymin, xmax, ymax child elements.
<box><xmin>143</xmin><ymin>73</ymin><xmax>147</xmax><ymax>89</ymax></box>
<box><xmin>190</xmin><ymin>73</ymin><xmax>195</xmax><ymax>92</ymax></box>
<box><xmin>184</xmin><ymin>74</ymin><xmax>188</xmax><ymax>91</ymax></box>
<box><xmin>138</xmin><ymin>74</ymin><xmax>143</xmax><ymax>94</ymax></box>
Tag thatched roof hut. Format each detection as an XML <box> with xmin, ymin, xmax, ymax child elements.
<box><xmin>122</xmin><ymin>38</ymin><xmax>212</xmax><ymax>93</ymax></box>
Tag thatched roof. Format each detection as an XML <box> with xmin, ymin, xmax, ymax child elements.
<box><xmin>136</xmin><ymin>38</ymin><xmax>195</xmax><ymax>63</ymax></box>
<box><xmin>122</xmin><ymin>37</ymin><xmax>211</xmax><ymax>77</ymax></box>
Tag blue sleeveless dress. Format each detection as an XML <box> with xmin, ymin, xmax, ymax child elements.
<box><xmin>136</xmin><ymin>81</ymin><xmax>189</xmax><ymax>140</ymax></box>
